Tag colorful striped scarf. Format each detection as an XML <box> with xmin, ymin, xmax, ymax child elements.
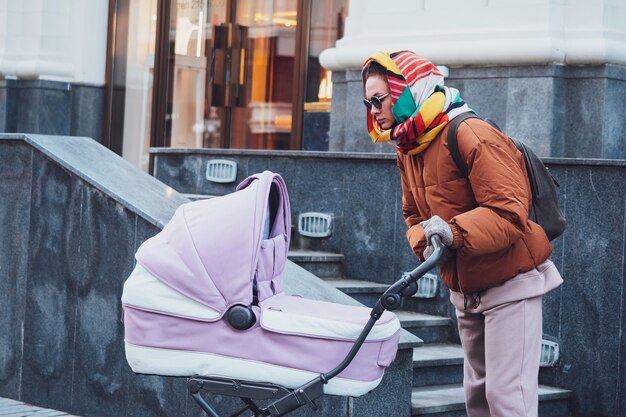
<box><xmin>362</xmin><ymin>50</ymin><xmax>473</xmax><ymax>155</ymax></box>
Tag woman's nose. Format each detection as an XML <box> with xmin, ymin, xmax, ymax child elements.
<box><xmin>370</xmin><ymin>106</ymin><xmax>381</xmax><ymax>115</ymax></box>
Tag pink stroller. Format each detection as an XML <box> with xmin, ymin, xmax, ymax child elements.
<box><xmin>121</xmin><ymin>171</ymin><xmax>443</xmax><ymax>417</ymax></box>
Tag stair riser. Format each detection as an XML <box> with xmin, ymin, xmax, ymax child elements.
<box><xmin>412</xmin><ymin>364</ymin><xmax>557</xmax><ymax>388</ymax></box>
<box><xmin>538</xmin><ymin>399</ymin><xmax>572</xmax><ymax>417</ymax></box>
<box><xmin>412</xmin><ymin>410</ymin><xmax>466</xmax><ymax>417</ymax></box>
<box><xmin>291</xmin><ymin>261</ymin><xmax>344</xmax><ymax>278</ymax></box>
<box><xmin>411</xmin><ymin>397</ymin><xmax>571</xmax><ymax>417</ymax></box>
<box><xmin>413</xmin><ymin>365</ymin><xmax>463</xmax><ymax>387</ymax></box>
<box><xmin>402</xmin><ymin>297</ymin><xmax>453</xmax><ymax>318</ymax></box>
<box><xmin>343</xmin><ymin>292</ymin><xmax>384</xmax><ymax>308</ymax></box>
<box><xmin>404</xmin><ymin>326</ymin><xmax>454</xmax><ymax>344</ymax></box>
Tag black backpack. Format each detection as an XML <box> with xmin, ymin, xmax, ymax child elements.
<box><xmin>447</xmin><ymin>113</ymin><xmax>566</xmax><ymax>241</ymax></box>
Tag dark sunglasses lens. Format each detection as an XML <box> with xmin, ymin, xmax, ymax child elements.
<box><xmin>371</xmin><ymin>96</ymin><xmax>383</xmax><ymax>109</ymax></box>
<box><xmin>363</xmin><ymin>99</ymin><xmax>372</xmax><ymax>110</ymax></box>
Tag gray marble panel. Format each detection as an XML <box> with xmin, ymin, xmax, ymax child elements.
<box><xmin>338</xmin><ymin>160</ymin><xmax>397</xmax><ymax>281</ymax></box>
<box><xmin>0</xmin><ymin>82</ymin><xmax>7</xmax><ymax>132</ymax></box>
<box><xmin>134</xmin><ymin>218</ymin><xmax>163</xmax><ymax>252</ymax></box>
<box><xmin>329</xmin><ymin>72</ymin><xmax>347</xmax><ymax>152</ymax></box>
<box><xmin>622</xmin><ymin>225</ymin><xmax>626</xmax><ymax>416</ymax></box>
<box><xmin>456</xmin><ymin>78</ymin><xmax>508</xmax><ymax>130</ymax></box>
<box><xmin>153</xmin><ymin>154</ymin><xmax>203</xmax><ymax>194</ymax></box>
<box><xmin>0</xmin><ymin>143</ymin><xmax>32</xmax><ymax>398</ymax></box>
<box><xmin>558</xmin><ymin>166</ymin><xmax>625</xmax><ymax>416</ymax></box>
<box><xmin>266</xmin><ymin>156</ymin><xmax>298</xmax><ymax>194</ymax></box>
<box><xmin>17</xmin><ymin>85</ymin><xmax>72</xmax><ymax>135</ymax></box>
<box><xmin>549</xmin><ymin>77</ymin><xmax>566</xmax><ymax>157</ymax></box>
<box><xmin>291</xmin><ymin>158</ymin><xmax>347</xmax><ymax>254</ymax></box>
<box><xmin>350</xmin><ymin>348</ymin><xmax>412</xmax><ymax>417</ymax></box>
<box><xmin>39</xmin><ymin>88</ymin><xmax>71</xmax><ymax>135</ymax></box>
<box><xmin>506</xmin><ymin>77</ymin><xmax>556</xmax><ymax>157</ymax></box>
<box><xmin>0</xmin><ymin>81</ymin><xmax>18</xmax><ymax>133</ymax></box>
<box><xmin>564</xmin><ymin>78</ymin><xmax>605</xmax><ymax>158</ymax></box>
<box><xmin>602</xmin><ymin>79</ymin><xmax>626</xmax><ymax>159</ymax></box>
<box><xmin>302</xmin><ymin>112</ymin><xmax>330</xmax><ymax>151</ymax></box>
<box><xmin>70</xmin><ymin>85</ymin><xmax>104</xmax><ymax>143</ymax></box>
<box><xmin>27</xmin><ymin>134</ymin><xmax>187</xmax><ymax>229</ymax></box>
<box><xmin>71</xmin><ymin>187</ymin><xmax>137</xmax><ymax>416</ymax></box>
<box><xmin>125</xmin><ymin>373</ymin><xmax>188</xmax><ymax>417</ymax></box>
<box><xmin>20</xmin><ymin>155</ymin><xmax>83</xmax><ymax>411</ymax></box>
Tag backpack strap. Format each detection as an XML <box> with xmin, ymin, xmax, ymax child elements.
<box><xmin>447</xmin><ymin>112</ymin><xmax>479</xmax><ymax>177</ymax></box>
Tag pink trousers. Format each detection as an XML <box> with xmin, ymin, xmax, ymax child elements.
<box><xmin>455</xmin><ymin>295</ymin><xmax>543</xmax><ymax>417</ymax></box>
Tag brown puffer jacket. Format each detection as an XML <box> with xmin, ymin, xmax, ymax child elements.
<box><xmin>398</xmin><ymin>117</ymin><xmax>552</xmax><ymax>293</ymax></box>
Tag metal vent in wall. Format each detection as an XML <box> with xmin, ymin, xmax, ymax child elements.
<box><xmin>540</xmin><ymin>339</ymin><xmax>559</xmax><ymax>367</ymax></box>
<box><xmin>402</xmin><ymin>272</ymin><xmax>438</xmax><ymax>298</ymax></box>
<box><xmin>298</xmin><ymin>212</ymin><xmax>332</xmax><ymax>238</ymax></box>
<box><xmin>205</xmin><ymin>159</ymin><xmax>237</xmax><ymax>183</ymax></box>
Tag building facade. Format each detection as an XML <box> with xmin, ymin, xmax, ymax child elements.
<box><xmin>1</xmin><ymin>0</ymin><xmax>626</xmax><ymax>168</ymax></box>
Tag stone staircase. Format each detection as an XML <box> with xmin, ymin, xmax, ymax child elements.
<box><xmin>288</xmin><ymin>250</ymin><xmax>572</xmax><ymax>417</ymax></box>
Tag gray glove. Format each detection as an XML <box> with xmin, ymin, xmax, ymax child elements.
<box><xmin>420</xmin><ymin>215</ymin><xmax>454</xmax><ymax>247</ymax></box>
<box><xmin>423</xmin><ymin>244</ymin><xmax>454</xmax><ymax>265</ymax></box>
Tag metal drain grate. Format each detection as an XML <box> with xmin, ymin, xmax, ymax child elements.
<box><xmin>205</xmin><ymin>159</ymin><xmax>237</xmax><ymax>183</ymax></box>
<box><xmin>298</xmin><ymin>212</ymin><xmax>332</xmax><ymax>238</ymax></box>
<box><xmin>540</xmin><ymin>339</ymin><xmax>560</xmax><ymax>367</ymax></box>
<box><xmin>402</xmin><ymin>272</ymin><xmax>438</xmax><ymax>298</ymax></box>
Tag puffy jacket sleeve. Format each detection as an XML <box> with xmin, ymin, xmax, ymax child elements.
<box><xmin>397</xmin><ymin>155</ymin><xmax>427</xmax><ymax>260</ymax></box>
<box><xmin>450</xmin><ymin>122</ymin><xmax>530</xmax><ymax>256</ymax></box>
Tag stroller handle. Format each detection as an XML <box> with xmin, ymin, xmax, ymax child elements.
<box><xmin>321</xmin><ymin>235</ymin><xmax>443</xmax><ymax>382</ymax></box>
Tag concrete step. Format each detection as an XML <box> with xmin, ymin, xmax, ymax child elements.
<box><xmin>411</xmin><ymin>384</ymin><xmax>572</xmax><ymax>417</ymax></box>
<box><xmin>325</xmin><ymin>277</ymin><xmax>452</xmax><ymax>318</ymax></box>
<box><xmin>394</xmin><ymin>310</ymin><xmax>455</xmax><ymax>344</ymax></box>
<box><xmin>325</xmin><ymin>278</ymin><xmax>454</xmax><ymax>344</ymax></box>
<box><xmin>288</xmin><ymin>250</ymin><xmax>345</xmax><ymax>278</ymax></box>
<box><xmin>323</xmin><ymin>278</ymin><xmax>388</xmax><ymax>307</ymax></box>
<box><xmin>412</xmin><ymin>344</ymin><xmax>464</xmax><ymax>387</ymax></box>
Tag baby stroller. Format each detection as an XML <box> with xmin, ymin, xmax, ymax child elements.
<box><xmin>121</xmin><ymin>171</ymin><xmax>443</xmax><ymax>417</ymax></box>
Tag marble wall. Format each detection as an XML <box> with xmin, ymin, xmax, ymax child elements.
<box><xmin>330</xmin><ymin>64</ymin><xmax>626</xmax><ymax>159</ymax></box>
<box><xmin>0</xmin><ymin>135</ymin><xmax>413</xmax><ymax>417</ymax></box>
<box><xmin>0</xmin><ymin>80</ymin><xmax>103</xmax><ymax>143</ymax></box>
<box><xmin>152</xmin><ymin>148</ymin><xmax>626</xmax><ymax>416</ymax></box>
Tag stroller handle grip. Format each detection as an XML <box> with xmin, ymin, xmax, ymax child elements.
<box><xmin>372</xmin><ymin>235</ymin><xmax>443</xmax><ymax>316</ymax></box>
<box><xmin>322</xmin><ymin>235</ymin><xmax>443</xmax><ymax>382</ymax></box>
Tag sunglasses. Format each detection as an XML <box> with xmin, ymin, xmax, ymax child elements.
<box><xmin>363</xmin><ymin>93</ymin><xmax>390</xmax><ymax>110</ymax></box>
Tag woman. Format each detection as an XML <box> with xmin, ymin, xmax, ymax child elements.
<box><xmin>362</xmin><ymin>50</ymin><xmax>563</xmax><ymax>417</ymax></box>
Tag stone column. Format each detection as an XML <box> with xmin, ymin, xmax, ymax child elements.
<box><xmin>0</xmin><ymin>0</ymin><xmax>109</xmax><ymax>140</ymax></box>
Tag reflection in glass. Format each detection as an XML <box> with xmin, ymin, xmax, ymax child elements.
<box><xmin>122</xmin><ymin>0</ymin><xmax>158</xmax><ymax>171</ymax></box>
<box><xmin>170</xmin><ymin>0</ymin><xmax>227</xmax><ymax>149</ymax></box>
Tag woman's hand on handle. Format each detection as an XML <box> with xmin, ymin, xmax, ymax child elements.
<box><xmin>420</xmin><ymin>215</ymin><xmax>454</xmax><ymax>247</ymax></box>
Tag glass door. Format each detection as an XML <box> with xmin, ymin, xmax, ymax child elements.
<box><xmin>230</xmin><ymin>0</ymin><xmax>298</xmax><ymax>150</ymax></box>
<box><xmin>168</xmin><ymin>0</ymin><xmax>228</xmax><ymax>148</ymax></box>
<box><xmin>157</xmin><ymin>0</ymin><xmax>301</xmax><ymax>150</ymax></box>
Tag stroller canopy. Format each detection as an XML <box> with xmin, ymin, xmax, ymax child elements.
<box><xmin>135</xmin><ymin>171</ymin><xmax>291</xmax><ymax>316</ymax></box>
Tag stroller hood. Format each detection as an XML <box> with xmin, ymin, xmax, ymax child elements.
<box><xmin>135</xmin><ymin>171</ymin><xmax>291</xmax><ymax>315</ymax></box>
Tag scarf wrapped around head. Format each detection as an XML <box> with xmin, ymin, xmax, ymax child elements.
<box><xmin>362</xmin><ymin>50</ymin><xmax>473</xmax><ymax>155</ymax></box>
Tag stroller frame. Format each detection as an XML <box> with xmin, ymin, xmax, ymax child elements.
<box><xmin>187</xmin><ymin>237</ymin><xmax>444</xmax><ymax>417</ymax></box>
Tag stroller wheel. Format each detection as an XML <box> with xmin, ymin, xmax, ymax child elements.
<box><xmin>226</xmin><ymin>304</ymin><xmax>256</xmax><ymax>330</ymax></box>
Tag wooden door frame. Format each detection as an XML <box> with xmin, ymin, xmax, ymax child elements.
<box><xmin>102</xmin><ymin>0</ymin><xmax>130</xmax><ymax>155</ymax></box>
<box><xmin>290</xmin><ymin>0</ymin><xmax>311</xmax><ymax>150</ymax></box>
